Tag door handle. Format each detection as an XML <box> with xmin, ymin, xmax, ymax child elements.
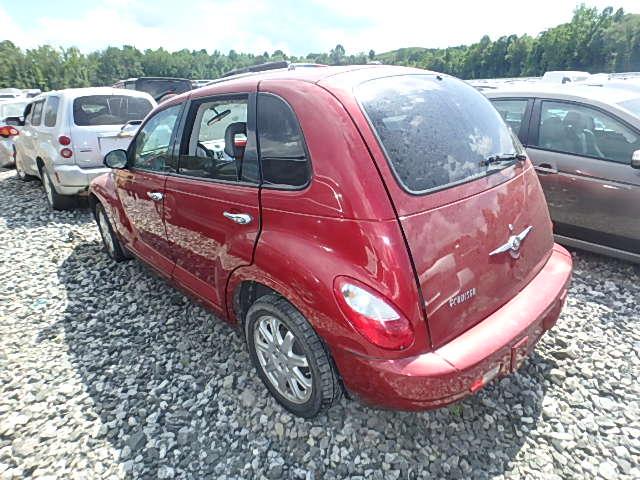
<box><xmin>534</xmin><ymin>164</ymin><xmax>558</xmax><ymax>174</ymax></box>
<box><xmin>147</xmin><ymin>191</ymin><xmax>164</xmax><ymax>201</ymax></box>
<box><xmin>223</xmin><ymin>212</ymin><xmax>252</xmax><ymax>225</ymax></box>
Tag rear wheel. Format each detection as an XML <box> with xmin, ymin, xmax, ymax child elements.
<box><xmin>95</xmin><ymin>203</ymin><xmax>128</xmax><ymax>262</ymax></box>
<box><xmin>245</xmin><ymin>295</ymin><xmax>341</xmax><ymax>418</ymax></box>
<box><xmin>40</xmin><ymin>168</ymin><xmax>76</xmax><ymax>210</ymax></box>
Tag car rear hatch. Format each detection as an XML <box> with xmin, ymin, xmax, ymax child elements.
<box><xmin>72</xmin><ymin>94</ymin><xmax>153</xmax><ymax>168</ymax></box>
<box><xmin>356</xmin><ymin>74</ymin><xmax>555</xmax><ymax>348</ymax></box>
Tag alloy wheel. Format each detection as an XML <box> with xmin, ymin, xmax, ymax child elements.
<box><xmin>253</xmin><ymin>315</ymin><xmax>313</xmax><ymax>404</ymax></box>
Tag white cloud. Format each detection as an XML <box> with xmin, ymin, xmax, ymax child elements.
<box><xmin>2</xmin><ymin>0</ymin><xmax>639</xmax><ymax>56</ymax></box>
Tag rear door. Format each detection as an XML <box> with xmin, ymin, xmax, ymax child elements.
<box><xmin>163</xmin><ymin>93</ymin><xmax>261</xmax><ymax>312</ymax></box>
<box><xmin>527</xmin><ymin>99</ymin><xmax>640</xmax><ymax>253</ymax></box>
<box><xmin>114</xmin><ymin>103</ymin><xmax>182</xmax><ymax>276</ymax></box>
<box><xmin>354</xmin><ymin>74</ymin><xmax>555</xmax><ymax>348</ymax></box>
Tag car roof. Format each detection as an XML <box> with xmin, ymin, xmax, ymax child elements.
<box><xmin>32</xmin><ymin>87</ymin><xmax>155</xmax><ymax>101</ymax></box>
<box><xmin>189</xmin><ymin>65</ymin><xmax>435</xmax><ymax>99</ymax></box>
<box><xmin>484</xmin><ymin>83</ymin><xmax>640</xmax><ymax>105</ymax></box>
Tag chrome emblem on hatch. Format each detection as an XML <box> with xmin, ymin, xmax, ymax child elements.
<box><xmin>489</xmin><ymin>224</ymin><xmax>533</xmax><ymax>259</ymax></box>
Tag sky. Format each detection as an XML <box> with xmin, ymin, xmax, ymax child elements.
<box><xmin>1</xmin><ymin>0</ymin><xmax>639</xmax><ymax>56</ymax></box>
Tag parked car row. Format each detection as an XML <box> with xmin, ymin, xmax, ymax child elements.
<box><xmin>4</xmin><ymin>64</ymin><xmax>638</xmax><ymax>418</ymax></box>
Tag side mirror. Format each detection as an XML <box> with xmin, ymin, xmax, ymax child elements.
<box><xmin>632</xmin><ymin>150</ymin><xmax>640</xmax><ymax>170</ymax></box>
<box><xmin>104</xmin><ymin>149</ymin><xmax>128</xmax><ymax>169</ymax></box>
<box><xmin>0</xmin><ymin>125</ymin><xmax>19</xmax><ymax>138</ymax></box>
<box><xmin>4</xmin><ymin>116</ymin><xmax>24</xmax><ymax>127</ymax></box>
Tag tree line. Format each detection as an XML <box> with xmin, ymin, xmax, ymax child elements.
<box><xmin>0</xmin><ymin>5</ymin><xmax>638</xmax><ymax>91</ymax></box>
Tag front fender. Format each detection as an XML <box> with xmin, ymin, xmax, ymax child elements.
<box><xmin>89</xmin><ymin>172</ymin><xmax>134</xmax><ymax>245</ymax></box>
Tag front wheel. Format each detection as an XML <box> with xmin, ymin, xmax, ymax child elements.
<box><xmin>95</xmin><ymin>203</ymin><xmax>128</xmax><ymax>262</ymax></box>
<box><xmin>245</xmin><ymin>295</ymin><xmax>342</xmax><ymax>418</ymax></box>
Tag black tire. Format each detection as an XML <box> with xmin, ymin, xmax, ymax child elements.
<box><xmin>95</xmin><ymin>203</ymin><xmax>128</xmax><ymax>262</ymax></box>
<box><xmin>40</xmin><ymin>168</ymin><xmax>76</xmax><ymax>210</ymax></box>
<box><xmin>245</xmin><ymin>294</ymin><xmax>342</xmax><ymax>418</ymax></box>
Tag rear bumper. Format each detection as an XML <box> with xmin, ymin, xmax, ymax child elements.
<box><xmin>333</xmin><ymin>244</ymin><xmax>573</xmax><ymax>410</ymax></box>
<box><xmin>52</xmin><ymin>164</ymin><xmax>111</xmax><ymax>195</ymax></box>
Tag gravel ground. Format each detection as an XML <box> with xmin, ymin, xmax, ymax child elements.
<box><xmin>0</xmin><ymin>169</ymin><xmax>639</xmax><ymax>480</ymax></box>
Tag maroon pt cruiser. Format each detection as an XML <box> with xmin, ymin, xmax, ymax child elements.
<box><xmin>90</xmin><ymin>65</ymin><xmax>573</xmax><ymax>418</ymax></box>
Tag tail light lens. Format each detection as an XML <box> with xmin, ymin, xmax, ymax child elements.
<box><xmin>334</xmin><ymin>277</ymin><xmax>414</xmax><ymax>350</ymax></box>
<box><xmin>0</xmin><ymin>126</ymin><xmax>19</xmax><ymax>138</ymax></box>
<box><xmin>58</xmin><ymin>135</ymin><xmax>71</xmax><ymax>146</ymax></box>
<box><xmin>60</xmin><ymin>148</ymin><xmax>73</xmax><ymax>159</ymax></box>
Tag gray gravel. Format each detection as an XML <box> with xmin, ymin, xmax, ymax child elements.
<box><xmin>0</xmin><ymin>169</ymin><xmax>639</xmax><ymax>480</ymax></box>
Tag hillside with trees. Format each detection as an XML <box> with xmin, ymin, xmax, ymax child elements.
<box><xmin>0</xmin><ymin>5</ymin><xmax>638</xmax><ymax>90</ymax></box>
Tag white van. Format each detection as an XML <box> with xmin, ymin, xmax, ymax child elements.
<box><xmin>13</xmin><ymin>87</ymin><xmax>156</xmax><ymax>210</ymax></box>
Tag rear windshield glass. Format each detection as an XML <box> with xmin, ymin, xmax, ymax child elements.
<box><xmin>0</xmin><ymin>101</ymin><xmax>28</xmax><ymax>118</ymax></box>
<box><xmin>73</xmin><ymin>95</ymin><xmax>153</xmax><ymax>126</ymax></box>
<box><xmin>357</xmin><ymin>75</ymin><xmax>521</xmax><ymax>193</ymax></box>
<box><xmin>619</xmin><ymin>98</ymin><xmax>640</xmax><ymax>118</ymax></box>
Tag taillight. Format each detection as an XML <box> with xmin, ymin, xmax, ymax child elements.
<box><xmin>58</xmin><ymin>135</ymin><xmax>71</xmax><ymax>146</ymax></box>
<box><xmin>60</xmin><ymin>148</ymin><xmax>73</xmax><ymax>158</ymax></box>
<box><xmin>0</xmin><ymin>126</ymin><xmax>19</xmax><ymax>138</ymax></box>
<box><xmin>333</xmin><ymin>277</ymin><xmax>414</xmax><ymax>350</ymax></box>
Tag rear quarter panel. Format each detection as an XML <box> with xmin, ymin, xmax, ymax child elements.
<box><xmin>228</xmin><ymin>80</ymin><xmax>429</xmax><ymax>359</ymax></box>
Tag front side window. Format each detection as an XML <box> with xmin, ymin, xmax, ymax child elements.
<box><xmin>257</xmin><ymin>93</ymin><xmax>310</xmax><ymax>188</ymax></box>
<box><xmin>357</xmin><ymin>75</ymin><xmax>522</xmax><ymax>194</ymax></box>
<box><xmin>31</xmin><ymin>101</ymin><xmax>44</xmax><ymax>126</ymax></box>
<box><xmin>535</xmin><ymin>101</ymin><xmax>640</xmax><ymax>164</ymax></box>
<box><xmin>491</xmin><ymin>99</ymin><xmax>529</xmax><ymax>142</ymax></box>
<box><xmin>132</xmin><ymin>105</ymin><xmax>181</xmax><ymax>172</ymax></box>
<box><xmin>179</xmin><ymin>97</ymin><xmax>248</xmax><ymax>182</ymax></box>
<box><xmin>44</xmin><ymin>97</ymin><xmax>60</xmax><ymax>127</ymax></box>
<box><xmin>73</xmin><ymin>95</ymin><xmax>153</xmax><ymax>126</ymax></box>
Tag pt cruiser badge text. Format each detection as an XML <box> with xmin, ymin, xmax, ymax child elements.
<box><xmin>449</xmin><ymin>288</ymin><xmax>477</xmax><ymax>308</ymax></box>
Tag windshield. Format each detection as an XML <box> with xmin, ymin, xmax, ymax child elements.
<box><xmin>619</xmin><ymin>98</ymin><xmax>640</xmax><ymax>118</ymax></box>
<box><xmin>136</xmin><ymin>79</ymin><xmax>191</xmax><ymax>99</ymax></box>
<box><xmin>73</xmin><ymin>95</ymin><xmax>153</xmax><ymax>126</ymax></box>
<box><xmin>0</xmin><ymin>101</ymin><xmax>28</xmax><ymax>119</ymax></box>
<box><xmin>357</xmin><ymin>74</ymin><xmax>522</xmax><ymax>193</ymax></box>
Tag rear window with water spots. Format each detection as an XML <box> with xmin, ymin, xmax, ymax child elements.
<box><xmin>357</xmin><ymin>74</ymin><xmax>521</xmax><ymax>194</ymax></box>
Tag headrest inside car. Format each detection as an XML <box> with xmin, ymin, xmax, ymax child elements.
<box><xmin>224</xmin><ymin>122</ymin><xmax>247</xmax><ymax>158</ymax></box>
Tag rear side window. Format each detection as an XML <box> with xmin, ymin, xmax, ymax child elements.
<box><xmin>257</xmin><ymin>93</ymin><xmax>310</xmax><ymax>188</ymax></box>
<box><xmin>31</xmin><ymin>101</ymin><xmax>44</xmax><ymax>126</ymax></box>
<box><xmin>44</xmin><ymin>97</ymin><xmax>60</xmax><ymax>127</ymax></box>
<box><xmin>357</xmin><ymin>75</ymin><xmax>521</xmax><ymax>194</ymax></box>
<box><xmin>73</xmin><ymin>95</ymin><xmax>153</xmax><ymax>126</ymax></box>
<box><xmin>491</xmin><ymin>99</ymin><xmax>529</xmax><ymax>142</ymax></box>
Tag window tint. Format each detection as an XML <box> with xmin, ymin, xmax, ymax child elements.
<box><xmin>536</xmin><ymin>101</ymin><xmax>640</xmax><ymax>164</ymax></box>
<box><xmin>73</xmin><ymin>95</ymin><xmax>153</xmax><ymax>126</ymax></box>
<box><xmin>257</xmin><ymin>93</ymin><xmax>309</xmax><ymax>187</ymax></box>
<box><xmin>132</xmin><ymin>105</ymin><xmax>181</xmax><ymax>172</ymax></box>
<box><xmin>31</xmin><ymin>101</ymin><xmax>44</xmax><ymax>126</ymax></box>
<box><xmin>357</xmin><ymin>75</ymin><xmax>521</xmax><ymax>193</ymax></box>
<box><xmin>43</xmin><ymin>97</ymin><xmax>60</xmax><ymax>127</ymax></box>
<box><xmin>491</xmin><ymin>99</ymin><xmax>528</xmax><ymax>142</ymax></box>
<box><xmin>179</xmin><ymin>97</ymin><xmax>248</xmax><ymax>182</ymax></box>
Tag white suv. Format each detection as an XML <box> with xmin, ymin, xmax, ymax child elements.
<box><xmin>13</xmin><ymin>87</ymin><xmax>156</xmax><ymax>210</ymax></box>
